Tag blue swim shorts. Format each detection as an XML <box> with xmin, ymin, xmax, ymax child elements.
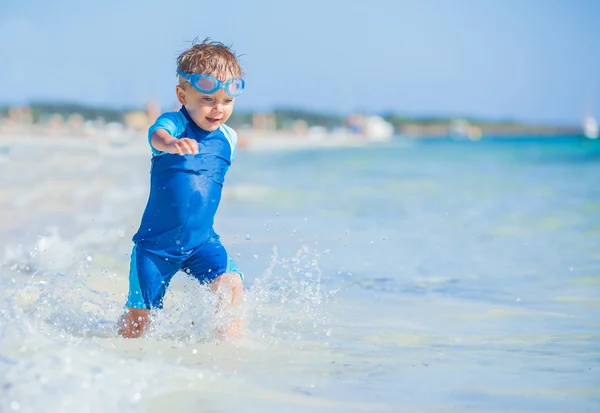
<box><xmin>125</xmin><ymin>238</ymin><xmax>241</xmax><ymax>310</ymax></box>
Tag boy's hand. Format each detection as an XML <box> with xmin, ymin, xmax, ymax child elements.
<box><xmin>167</xmin><ymin>138</ymin><xmax>199</xmax><ymax>155</ymax></box>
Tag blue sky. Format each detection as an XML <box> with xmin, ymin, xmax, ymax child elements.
<box><xmin>0</xmin><ymin>0</ymin><xmax>598</xmax><ymax>125</ymax></box>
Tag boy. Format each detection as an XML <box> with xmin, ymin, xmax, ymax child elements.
<box><xmin>118</xmin><ymin>39</ymin><xmax>245</xmax><ymax>340</ymax></box>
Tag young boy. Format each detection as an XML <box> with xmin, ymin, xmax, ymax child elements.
<box><xmin>118</xmin><ymin>39</ymin><xmax>245</xmax><ymax>340</ymax></box>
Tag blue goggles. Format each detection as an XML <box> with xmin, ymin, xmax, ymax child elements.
<box><xmin>178</xmin><ymin>71</ymin><xmax>245</xmax><ymax>97</ymax></box>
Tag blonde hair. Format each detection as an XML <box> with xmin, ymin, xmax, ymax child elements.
<box><xmin>176</xmin><ymin>38</ymin><xmax>244</xmax><ymax>84</ymax></box>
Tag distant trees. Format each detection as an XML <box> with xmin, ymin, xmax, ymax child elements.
<box><xmin>0</xmin><ymin>102</ymin><xmax>128</xmax><ymax>124</ymax></box>
<box><xmin>0</xmin><ymin>102</ymin><xmax>529</xmax><ymax>131</ymax></box>
<box><xmin>29</xmin><ymin>102</ymin><xmax>126</xmax><ymax>123</ymax></box>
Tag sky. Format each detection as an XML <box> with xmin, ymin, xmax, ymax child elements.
<box><xmin>0</xmin><ymin>0</ymin><xmax>599</xmax><ymax>125</ymax></box>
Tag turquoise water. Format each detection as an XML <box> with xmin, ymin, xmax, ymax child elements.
<box><xmin>0</xmin><ymin>135</ymin><xmax>599</xmax><ymax>412</ymax></box>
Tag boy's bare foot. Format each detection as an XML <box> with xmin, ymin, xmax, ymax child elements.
<box><xmin>118</xmin><ymin>308</ymin><xmax>150</xmax><ymax>338</ymax></box>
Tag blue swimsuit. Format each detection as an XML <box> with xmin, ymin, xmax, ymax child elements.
<box><xmin>126</xmin><ymin>106</ymin><xmax>240</xmax><ymax>309</ymax></box>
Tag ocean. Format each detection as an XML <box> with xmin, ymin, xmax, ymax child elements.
<box><xmin>1</xmin><ymin>135</ymin><xmax>599</xmax><ymax>412</ymax></box>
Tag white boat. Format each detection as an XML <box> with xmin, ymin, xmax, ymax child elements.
<box><xmin>363</xmin><ymin>116</ymin><xmax>394</xmax><ymax>141</ymax></box>
<box><xmin>583</xmin><ymin>115</ymin><xmax>599</xmax><ymax>139</ymax></box>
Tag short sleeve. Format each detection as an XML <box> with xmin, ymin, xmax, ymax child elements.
<box><xmin>148</xmin><ymin>111</ymin><xmax>187</xmax><ymax>156</ymax></box>
<box><xmin>220</xmin><ymin>124</ymin><xmax>238</xmax><ymax>162</ymax></box>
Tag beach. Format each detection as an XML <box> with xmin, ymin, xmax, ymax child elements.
<box><xmin>1</xmin><ymin>134</ymin><xmax>599</xmax><ymax>412</ymax></box>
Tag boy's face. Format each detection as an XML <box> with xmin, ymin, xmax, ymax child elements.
<box><xmin>176</xmin><ymin>79</ymin><xmax>235</xmax><ymax>132</ymax></box>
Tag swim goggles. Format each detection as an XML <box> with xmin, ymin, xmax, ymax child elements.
<box><xmin>178</xmin><ymin>71</ymin><xmax>245</xmax><ymax>97</ymax></box>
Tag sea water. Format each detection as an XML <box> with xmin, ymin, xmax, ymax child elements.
<box><xmin>0</xmin><ymin>135</ymin><xmax>599</xmax><ymax>412</ymax></box>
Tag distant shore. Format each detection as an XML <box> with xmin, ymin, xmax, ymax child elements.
<box><xmin>1</xmin><ymin>102</ymin><xmax>589</xmax><ymax>144</ymax></box>
<box><xmin>0</xmin><ymin>114</ymin><xmax>591</xmax><ymax>156</ymax></box>
<box><xmin>397</xmin><ymin>123</ymin><xmax>581</xmax><ymax>138</ymax></box>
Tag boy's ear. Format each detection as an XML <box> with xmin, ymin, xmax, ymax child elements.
<box><xmin>176</xmin><ymin>85</ymin><xmax>186</xmax><ymax>105</ymax></box>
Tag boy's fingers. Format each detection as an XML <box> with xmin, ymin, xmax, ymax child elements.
<box><xmin>182</xmin><ymin>139</ymin><xmax>198</xmax><ymax>154</ymax></box>
<box><xmin>183</xmin><ymin>141</ymin><xmax>194</xmax><ymax>154</ymax></box>
<box><xmin>171</xmin><ymin>139</ymin><xmax>197</xmax><ymax>155</ymax></box>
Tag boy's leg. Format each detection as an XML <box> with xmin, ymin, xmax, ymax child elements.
<box><xmin>183</xmin><ymin>239</ymin><xmax>244</xmax><ymax>340</ymax></box>
<box><xmin>210</xmin><ymin>272</ymin><xmax>244</xmax><ymax>339</ymax></box>
<box><xmin>118</xmin><ymin>244</ymin><xmax>179</xmax><ymax>338</ymax></box>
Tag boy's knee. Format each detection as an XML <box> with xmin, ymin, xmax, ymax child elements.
<box><xmin>212</xmin><ymin>272</ymin><xmax>243</xmax><ymax>293</ymax></box>
<box><xmin>223</xmin><ymin>272</ymin><xmax>243</xmax><ymax>289</ymax></box>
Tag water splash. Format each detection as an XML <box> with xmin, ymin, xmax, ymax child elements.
<box><xmin>246</xmin><ymin>245</ymin><xmax>335</xmax><ymax>344</ymax></box>
<box><xmin>1</xmin><ymin>238</ymin><xmax>336</xmax><ymax>347</ymax></box>
<box><xmin>0</xmin><ymin>239</ymin><xmax>338</xmax><ymax>411</ymax></box>
<box><xmin>146</xmin><ymin>245</ymin><xmax>337</xmax><ymax>346</ymax></box>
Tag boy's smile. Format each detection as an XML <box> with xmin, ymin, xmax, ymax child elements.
<box><xmin>176</xmin><ymin>77</ymin><xmax>235</xmax><ymax>132</ymax></box>
<box><xmin>206</xmin><ymin>116</ymin><xmax>221</xmax><ymax>125</ymax></box>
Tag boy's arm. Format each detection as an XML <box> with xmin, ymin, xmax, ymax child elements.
<box><xmin>150</xmin><ymin>129</ymin><xmax>199</xmax><ymax>155</ymax></box>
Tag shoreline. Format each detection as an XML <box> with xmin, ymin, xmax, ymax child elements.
<box><xmin>0</xmin><ymin>127</ymin><xmax>591</xmax><ymax>157</ymax></box>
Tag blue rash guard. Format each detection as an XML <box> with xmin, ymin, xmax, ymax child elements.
<box><xmin>125</xmin><ymin>106</ymin><xmax>240</xmax><ymax>309</ymax></box>
<box><xmin>133</xmin><ymin>106</ymin><xmax>237</xmax><ymax>257</ymax></box>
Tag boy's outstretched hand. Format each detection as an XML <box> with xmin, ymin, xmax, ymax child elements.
<box><xmin>167</xmin><ymin>138</ymin><xmax>199</xmax><ymax>155</ymax></box>
<box><xmin>150</xmin><ymin>129</ymin><xmax>200</xmax><ymax>155</ymax></box>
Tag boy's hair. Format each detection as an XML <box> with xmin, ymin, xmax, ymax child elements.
<box><xmin>176</xmin><ymin>38</ymin><xmax>244</xmax><ymax>83</ymax></box>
